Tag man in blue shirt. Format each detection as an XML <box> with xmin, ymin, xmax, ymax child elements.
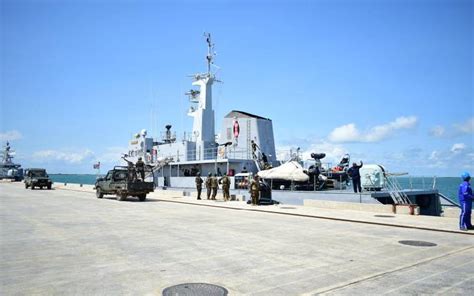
<box><xmin>458</xmin><ymin>172</ymin><xmax>473</xmax><ymax>231</ymax></box>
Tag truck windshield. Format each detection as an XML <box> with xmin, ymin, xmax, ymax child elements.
<box><xmin>30</xmin><ymin>171</ymin><xmax>46</xmax><ymax>177</ymax></box>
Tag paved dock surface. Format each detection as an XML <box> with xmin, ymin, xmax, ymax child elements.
<box><xmin>1</xmin><ymin>183</ymin><xmax>473</xmax><ymax>295</ymax></box>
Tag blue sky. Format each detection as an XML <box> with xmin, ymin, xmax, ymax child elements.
<box><xmin>1</xmin><ymin>0</ymin><xmax>473</xmax><ymax>176</ymax></box>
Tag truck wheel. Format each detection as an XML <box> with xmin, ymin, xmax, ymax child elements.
<box><xmin>138</xmin><ymin>194</ymin><xmax>146</xmax><ymax>202</ymax></box>
<box><xmin>47</xmin><ymin>185</ymin><xmax>52</xmax><ymax>190</ymax></box>
<box><xmin>31</xmin><ymin>185</ymin><xmax>35</xmax><ymax>190</ymax></box>
<box><xmin>25</xmin><ymin>183</ymin><xmax>28</xmax><ymax>189</ymax></box>
<box><xmin>117</xmin><ymin>193</ymin><xmax>127</xmax><ymax>201</ymax></box>
<box><xmin>96</xmin><ymin>188</ymin><xmax>103</xmax><ymax>198</ymax></box>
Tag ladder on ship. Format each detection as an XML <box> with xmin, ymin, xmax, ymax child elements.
<box><xmin>384</xmin><ymin>174</ymin><xmax>411</xmax><ymax>204</ymax></box>
<box><xmin>147</xmin><ymin>158</ymin><xmax>172</xmax><ymax>181</ymax></box>
<box><xmin>246</xmin><ymin>120</ymin><xmax>251</xmax><ymax>159</ymax></box>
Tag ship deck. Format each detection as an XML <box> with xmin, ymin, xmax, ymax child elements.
<box><xmin>1</xmin><ymin>182</ymin><xmax>473</xmax><ymax>295</ymax></box>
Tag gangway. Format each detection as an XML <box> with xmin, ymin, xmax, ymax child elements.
<box><xmin>254</xmin><ymin>159</ymin><xmax>262</xmax><ymax>172</ymax></box>
<box><xmin>384</xmin><ymin>174</ymin><xmax>411</xmax><ymax>204</ymax></box>
<box><xmin>148</xmin><ymin>157</ymin><xmax>173</xmax><ymax>179</ymax></box>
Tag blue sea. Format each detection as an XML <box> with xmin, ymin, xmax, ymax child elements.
<box><xmin>49</xmin><ymin>174</ymin><xmax>462</xmax><ymax>202</ymax></box>
<box><xmin>50</xmin><ymin>174</ymin><xmax>102</xmax><ymax>186</ymax></box>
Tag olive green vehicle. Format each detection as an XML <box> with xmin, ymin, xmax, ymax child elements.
<box><xmin>24</xmin><ymin>168</ymin><xmax>53</xmax><ymax>190</ymax></box>
<box><xmin>94</xmin><ymin>166</ymin><xmax>154</xmax><ymax>201</ymax></box>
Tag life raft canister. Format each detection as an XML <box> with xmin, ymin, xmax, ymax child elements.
<box><xmin>233</xmin><ymin>120</ymin><xmax>240</xmax><ymax>138</ymax></box>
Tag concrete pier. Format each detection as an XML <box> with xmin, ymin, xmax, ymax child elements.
<box><xmin>1</xmin><ymin>182</ymin><xmax>473</xmax><ymax>295</ymax></box>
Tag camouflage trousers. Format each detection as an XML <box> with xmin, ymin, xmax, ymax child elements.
<box><xmin>251</xmin><ymin>191</ymin><xmax>259</xmax><ymax>205</ymax></box>
<box><xmin>196</xmin><ymin>187</ymin><xmax>202</xmax><ymax>199</ymax></box>
<box><xmin>211</xmin><ymin>187</ymin><xmax>217</xmax><ymax>200</ymax></box>
<box><xmin>222</xmin><ymin>185</ymin><xmax>230</xmax><ymax>201</ymax></box>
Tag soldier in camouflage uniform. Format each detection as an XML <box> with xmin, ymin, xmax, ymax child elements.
<box><xmin>219</xmin><ymin>173</ymin><xmax>231</xmax><ymax>201</ymax></box>
<box><xmin>250</xmin><ymin>175</ymin><xmax>260</xmax><ymax>206</ymax></box>
<box><xmin>211</xmin><ymin>173</ymin><xmax>219</xmax><ymax>200</ymax></box>
<box><xmin>195</xmin><ymin>172</ymin><xmax>203</xmax><ymax>200</ymax></box>
<box><xmin>205</xmin><ymin>172</ymin><xmax>212</xmax><ymax>199</ymax></box>
<box><xmin>135</xmin><ymin>157</ymin><xmax>145</xmax><ymax>180</ymax></box>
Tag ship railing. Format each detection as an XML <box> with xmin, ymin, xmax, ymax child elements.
<box><xmin>158</xmin><ymin>146</ymin><xmax>251</xmax><ymax>163</ymax></box>
<box><xmin>379</xmin><ymin>175</ymin><xmax>460</xmax><ymax>208</ymax></box>
<box><xmin>384</xmin><ymin>174</ymin><xmax>411</xmax><ymax>204</ymax></box>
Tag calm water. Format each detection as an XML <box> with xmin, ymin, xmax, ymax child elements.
<box><xmin>50</xmin><ymin>174</ymin><xmax>463</xmax><ymax>202</ymax></box>
<box><xmin>50</xmin><ymin>174</ymin><xmax>102</xmax><ymax>186</ymax></box>
<box><xmin>396</xmin><ymin>177</ymin><xmax>461</xmax><ymax>201</ymax></box>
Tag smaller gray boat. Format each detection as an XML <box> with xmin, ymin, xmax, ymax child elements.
<box><xmin>0</xmin><ymin>142</ymin><xmax>23</xmax><ymax>181</ymax></box>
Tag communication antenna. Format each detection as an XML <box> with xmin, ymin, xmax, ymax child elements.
<box><xmin>204</xmin><ymin>32</ymin><xmax>216</xmax><ymax>76</ymax></box>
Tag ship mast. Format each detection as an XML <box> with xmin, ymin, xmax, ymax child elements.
<box><xmin>185</xmin><ymin>33</ymin><xmax>219</xmax><ymax>161</ymax></box>
<box><xmin>205</xmin><ymin>33</ymin><xmax>214</xmax><ymax>76</ymax></box>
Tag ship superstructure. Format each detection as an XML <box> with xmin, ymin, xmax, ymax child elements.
<box><xmin>126</xmin><ymin>33</ymin><xmax>277</xmax><ymax>188</ymax></box>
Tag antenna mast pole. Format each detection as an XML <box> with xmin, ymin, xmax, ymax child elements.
<box><xmin>205</xmin><ymin>32</ymin><xmax>213</xmax><ymax>76</ymax></box>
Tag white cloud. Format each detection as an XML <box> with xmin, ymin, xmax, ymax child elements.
<box><xmin>454</xmin><ymin>117</ymin><xmax>474</xmax><ymax>134</ymax></box>
<box><xmin>431</xmin><ymin>117</ymin><xmax>474</xmax><ymax>138</ymax></box>
<box><xmin>428</xmin><ymin>150</ymin><xmax>439</xmax><ymax>160</ymax></box>
<box><xmin>0</xmin><ymin>130</ymin><xmax>23</xmax><ymax>141</ymax></box>
<box><xmin>450</xmin><ymin>143</ymin><xmax>466</xmax><ymax>154</ymax></box>
<box><xmin>429</xmin><ymin>126</ymin><xmax>445</xmax><ymax>137</ymax></box>
<box><xmin>328</xmin><ymin>116</ymin><xmax>417</xmax><ymax>143</ymax></box>
<box><xmin>33</xmin><ymin>149</ymin><xmax>95</xmax><ymax>164</ymax></box>
<box><xmin>96</xmin><ymin>147</ymin><xmax>127</xmax><ymax>165</ymax></box>
<box><xmin>327</xmin><ymin>123</ymin><xmax>360</xmax><ymax>142</ymax></box>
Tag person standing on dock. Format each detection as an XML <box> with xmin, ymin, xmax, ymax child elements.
<box><xmin>211</xmin><ymin>173</ymin><xmax>218</xmax><ymax>200</ymax></box>
<box><xmin>458</xmin><ymin>172</ymin><xmax>472</xmax><ymax>231</ymax></box>
<box><xmin>219</xmin><ymin>173</ymin><xmax>231</xmax><ymax>201</ymax></box>
<box><xmin>205</xmin><ymin>173</ymin><xmax>212</xmax><ymax>199</ymax></box>
<box><xmin>250</xmin><ymin>175</ymin><xmax>260</xmax><ymax>206</ymax></box>
<box><xmin>195</xmin><ymin>172</ymin><xmax>203</xmax><ymax>200</ymax></box>
<box><xmin>348</xmin><ymin>161</ymin><xmax>363</xmax><ymax>193</ymax></box>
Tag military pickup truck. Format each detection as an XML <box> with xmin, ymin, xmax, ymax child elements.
<box><xmin>24</xmin><ymin>168</ymin><xmax>53</xmax><ymax>190</ymax></box>
<box><xmin>95</xmin><ymin>166</ymin><xmax>154</xmax><ymax>201</ymax></box>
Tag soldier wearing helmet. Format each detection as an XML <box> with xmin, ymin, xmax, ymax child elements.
<box><xmin>205</xmin><ymin>172</ymin><xmax>212</xmax><ymax>199</ymax></box>
<box><xmin>195</xmin><ymin>172</ymin><xmax>203</xmax><ymax>200</ymax></box>
<box><xmin>135</xmin><ymin>157</ymin><xmax>145</xmax><ymax>180</ymax></box>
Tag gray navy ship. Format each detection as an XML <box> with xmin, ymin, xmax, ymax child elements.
<box><xmin>121</xmin><ymin>33</ymin><xmax>456</xmax><ymax>216</ymax></box>
<box><xmin>0</xmin><ymin>142</ymin><xmax>23</xmax><ymax>181</ymax></box>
